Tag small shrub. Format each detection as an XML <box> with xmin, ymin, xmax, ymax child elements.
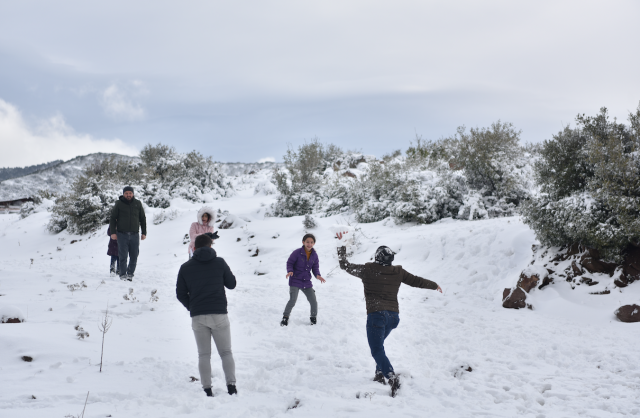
<box><xmin>303</xmin><ymin>214</ymin><xmax>317</xmax><ymax>229</ymax></box>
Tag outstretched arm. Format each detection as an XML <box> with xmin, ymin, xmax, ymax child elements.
<box><xmin>401</xmin><ymin>269</ymin><xmax>441</xmax><ymax>292</ymax></box>
<box><xmin>337</xmin><ymin>246</ymin><xmax>366</xmax><ymax>279</ymax></box>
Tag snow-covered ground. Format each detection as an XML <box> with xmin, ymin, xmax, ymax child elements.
<box><xmin>1</xmin><ymin>173</ymin><xmax>639</xmax><ymax>418</ymax></box>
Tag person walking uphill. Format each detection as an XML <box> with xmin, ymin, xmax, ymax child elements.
<box><xmin>280</xmin><ymin>234</ymin><xmax>326</xmax><ymax>327</ymax></box>
<box><xmin>176</xmin><ymin>234</ymin><xmax>238</xmax><ymax>397</ymax></box>
<box><xmin>109</xmin><ymin>186</ymin><xmax>147</xmax><ymax>281</ymax></box>
<box><xmin>335</xmin><ymin>231</ymin><xmax>442</xmax><ymax>398</ymax></box>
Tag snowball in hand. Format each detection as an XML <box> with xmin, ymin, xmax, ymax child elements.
<box><xmin>329</xmin><ymin>224</ymin><xmax>355</xmax><ymax>247</ymax></box>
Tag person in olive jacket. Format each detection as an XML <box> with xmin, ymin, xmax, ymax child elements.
<box><xmin>109</xmin><ymin>186</ymin><xmax>147</xmax><ymax>281</ymax></box>
<box><xmin>335</xmin><ymin>231</ymin><xmax>442</xmax><ymax>398</ymax></box>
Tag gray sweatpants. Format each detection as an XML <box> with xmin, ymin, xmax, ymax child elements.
<box><xmin>192</xmin><ymin>314</ymin><xmax>236</xmax><ymax>388</ymax></box>
<box><xmin>283</xmin><ymin>286</ymin><xmax>317</xmax><ymax>317</ymax></box>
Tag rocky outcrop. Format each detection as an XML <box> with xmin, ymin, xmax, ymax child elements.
<box><xmin>615</xmin><ymin>246</ymin><xmax>640</xmax><ymax>287</ymax></box>
<box><xmin>615</xmin><ymin>304</ymin><xmax>640</xmax><ymax>323</ymax></box>
<box><xmin>502</xmin><ymin>265</ymin><xmax>548</xmax><ymax>309</ymax></box>
<box><xmin>504</xmin><ymin>243</ymin><xmax>639</xmax><ymax>312</ymax></box>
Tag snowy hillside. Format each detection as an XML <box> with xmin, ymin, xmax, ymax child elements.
<box><xmin>0</xmin><ymin>153</ymin><xmax>280</xmax><ymax>201</ymax></box>
<box><xmin>1</xmin><ymin>169</ymin><xmax>639</xmax><ymax>418</ymax></box>
<box><xmin>0</xmin><ymin>153</ymin><xmax>139</xmax><ymax>201</ymax></box>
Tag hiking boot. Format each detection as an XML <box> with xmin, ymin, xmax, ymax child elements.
<box><xmin>373</xmin><ymin>370</ymin><xmax>386</xmax><ymax>385</ymax></box>
<box><xmin>388</xmin><ymin>374</ymin><xmax>401</xmax><ymax>398</ymax></box>
<box><xmin>119</xmin><ymin>275</ymin><xmax>127</xmax><ymax>281</ymax></box>
<box><xmin>227</xmin><ymin>384</ymin><xmax>237</xmax><ymax>395</ymax></box>
<box><xmin>204</xmin><ymin>388</ymin><xmax>213</xmax><ymax>397</ymax></box>
<box><xmin>126</xmin><ymin>274</ymin><xmax>134</xmax><ymax>281</ymax></box>
<box><xmin>280</xmin><ymin>316</ymin><xmax>289</xmax><ymax>326</ymax></box>
<box><xmin>310</xmin><ymin>316</ymin><xmax>317</xmax><ymax>325</ymax></box>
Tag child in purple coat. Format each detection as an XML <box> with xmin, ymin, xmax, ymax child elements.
<box><xmin>280</xmin><ymin>233</ymin><xmax>326</xmax><ymax>326</ymax></box>
<box><xmin>107</xmin><ymin>226</ymin><xmax>119</xmax><ymax>275</ymax></box>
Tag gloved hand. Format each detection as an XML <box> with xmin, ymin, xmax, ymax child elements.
<box><xmin>204</xmin><ymin>231</ymin><xmax>220</xmax><ymax>240</ymax></box>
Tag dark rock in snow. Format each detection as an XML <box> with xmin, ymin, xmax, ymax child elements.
<box><xmin>615</xmin><ymin>304</ymin><xmax>640</xmax><ymax>323</ymax></box>
<box><xmin>517</xmin><ymin>273</ymin><xmax>540</xmax><ymax>293</ymax></box>
<box><xmin>2</xmin><ymin>318</ymin><xmax>23</xmax><ymax>323</ymax></box>
<box><xmin>580</xmin><ymin>255</ymin><xmax>616</xmax><ymax>276</ymax></box>
<box><xmin>571</xmin><ymin>261</ymin><xmax>583</xmax><ymax>276</ymax></box>
<box><xmin>502</xmin><ymin>287</ymin><xmax>527</xmax><ymax>309</ymax></box>
<box><xmin>21</xmin><ymin>356</ymin><xmax>33</xmax><ymax>362</ymax></box>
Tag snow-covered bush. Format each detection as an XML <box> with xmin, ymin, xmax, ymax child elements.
<box><xmin>271</xmin><ymin>139</ymin><xmax>340</xmax><ymax>217</ymax></box>
<box><xmin>522</xmin><ymin>105</ymin><xmax>640</xmax><ymax>262</ymax></box>
<box><xmin>46</xmin><ymin>145</ymin><xmax>234</xmax><ymax>234</ymax></box>
<box><xmin>269</xmin><ymin>123</ymin><xmax>534</xmax><ymax>224</ymax></box>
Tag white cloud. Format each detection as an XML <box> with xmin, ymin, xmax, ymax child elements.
<box><xmin>258</xmin><ymin>157</ymin><xmax>276</xmax><ymax>163</ymax></box>
<box><xmin>0</xmin><ymin>98</ymin><xmax>139</xmax><ymax>167</ymax></box>
<box><xmin>101</xmin><ymin>81</ymin><xmax>147</xmax><ymax>121</ymax></box>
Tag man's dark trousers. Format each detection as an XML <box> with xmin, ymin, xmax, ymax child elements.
<box><xmin>366</xmin><ymin>310</ymin><xmax>400</xmax><ymax>378</ymax></box>
<box><xmin>117</xmin><ymin>232</ymin><xmax>140</xmax><ymax>277</ymax></box>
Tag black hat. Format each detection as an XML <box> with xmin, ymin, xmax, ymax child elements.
<box><xmin>123</xmin><ymin>186</ymin><xmax>134</xmax><ymax>194</ymax></box>
<box><xmin>375</xmin><ymin>246</ymin><xmax>395</xmax><ymax>266</ymax></box>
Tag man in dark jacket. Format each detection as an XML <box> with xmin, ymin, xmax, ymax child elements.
<box><xmin>176</xmin><ymin>234</ymin><xmax>238</xmax><ymax>397</ymax></box>
<box><xmin>109</xmin><ymin>186</ymin><xmax>147</xmax><ymax>281</ymax></box>
<box><xmin>335</xmin><ymin>231</ymin><xmax>442</xmax><ymax>397</ymax></box>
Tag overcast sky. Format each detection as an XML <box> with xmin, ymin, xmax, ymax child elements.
<box><xmin>1</xmin><ymin>0</ymin><xmax>639</xmax><ymax>167</ymax></box>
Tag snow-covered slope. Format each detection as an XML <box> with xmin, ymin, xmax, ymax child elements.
<box><xmin>0</xmin><ymin>153</ymin><xmax>139</xmax><ymax>201</ymax></box>
<box><xmin>0</xmin><ymin>171</ymin><xmax>638</xmax><ymax>418</ymax></box>
<box><xmin>0</xmin><ymin>154</ymin><xmax>280</xmax><ymax>201</ymax></box>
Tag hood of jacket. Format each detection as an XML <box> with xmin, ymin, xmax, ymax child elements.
<box><xmin>197</xmin><ymin>206</ymin><xmax>216</xmax><ymax>226</ymax></box>
<box><xmin>192</xmin><ymin>246</ymin><xmax>217</xmax><ymax>262</ymax></box>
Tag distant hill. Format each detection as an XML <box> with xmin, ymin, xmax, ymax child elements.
<box><xmin>0</xmin><ymin>153</ymin><xmax>280</xmax><ymax>201</ymax></box>
<box><xmin>0</xmin><ymin>160</ymin><xmax>63</xmax><ymax>182</ymax></box>
<box><xmin>0</xmin><ymin>153</ymin><xmax>139</xmax><ymax>201</ymax></box>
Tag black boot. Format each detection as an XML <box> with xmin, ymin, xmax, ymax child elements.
<box><xmin>388</xmin><ymin>374</ymin><xmax>401</xmax><ymax>398</ymax></box>
<box><xmin>310</xmin><ymin>316</ymin><xmax>316</xmax><ymax>325</ymax></box>
<box><xmin>373</xmin><ymin>370</ymin><xmax>386</xmax><ymax>385</ymax></box>
<box><xmin>227</xmin><ymin>384</ymin><xmax>237</xmax><ymax>395</ymax></box>
<box><xmin>280</xmin><ymin>316</ymin><xmax>289</xmax><ymax>326</ymax></box>
<box><xmin>204</xmin><ymin>388</ymin><xmax>213</xmax><ymax>397</ymax></box>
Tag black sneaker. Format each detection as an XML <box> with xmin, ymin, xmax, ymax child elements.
<box><xmin>280</xmin><ymin>316</ymin><xmax>289</xmax><ymax>326</ymax></box>
<box><xmin>227</xmin><ymin>384</ymin><xmax>237</xmax><ymax>395</ymax></box>
<box><xmin>388</xmin><ymin>374</ymin><xmax>401</xmax><ymax>398</ymax></box>
<box><xmin>204</xmin><ymin>388</ymin><xmax>213</xmax><ymax>397</ymax></box>
<box><xmin>126</xmin><ymin>274</ymin><xmax>134</xmax><ymax>281</ymax></box>
<box><xmin>310</xmin><ymin>316</ymin><xmax>317</xmax><ymax>325</ymax></box>
<box><xmin>373</xmin><ymin>370</ymin><xmax>386</xmax><ymax>385</ymax></box>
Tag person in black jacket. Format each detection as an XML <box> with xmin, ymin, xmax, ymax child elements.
<box><xmin>109</xmin><ymin>186</ymin><xmax>147</xmax><ymax>281</ymax></box>
<box><xmin>176</xmin><ymin>234</ymin><xmax>238</xmax><ymax>397</ymax></box>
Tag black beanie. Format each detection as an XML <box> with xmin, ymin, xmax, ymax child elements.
<box><xmin>123</xmin><ymin>186</ymin><xmax>134</xmax><ymax>194</ymax></box>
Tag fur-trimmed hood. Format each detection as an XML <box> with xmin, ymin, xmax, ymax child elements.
<box><xmin>197</xmin><ymin>206</ymin><xmax>216</xmax><ymax>226</ymax></box>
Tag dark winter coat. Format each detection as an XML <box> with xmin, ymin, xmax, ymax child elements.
<box><xmin>337</xmin><ymin>246</ymin><xmax>438</xmax><ymax>315</ymax></box>
<box><xmin>286</xmin><ymin>246</ymin><xmax>321</xmax><ymax>289</ymax></box>
<box><xmin>109</xmin><ymin>196</ymin><xmax>147</xmax><ymax>236</ymax></box>
<box><xmin>106</xmin><ymin>226</ymin><xmax>118</xmax><ymax>256</ymax></box>
<box><xmin>176</xmin><ymin>247</ymin><xmax>236</xmax><ymax>317</ymax></box>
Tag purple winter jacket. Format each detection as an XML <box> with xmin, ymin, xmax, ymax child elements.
<box><xmin>286</xmin><ymin>246</ymin><xmax>321</xmax><ymax>289</ymax></box>
<box><xmin>107</xmin><ymin>226</ymin><xmax>118</xmax><ymax>256</ymax></box>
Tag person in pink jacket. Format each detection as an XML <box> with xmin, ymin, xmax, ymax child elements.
<box><xmin>189</xmin><ymin>206</ymin><xmax>216</xmax><ymax>257</ymax></box>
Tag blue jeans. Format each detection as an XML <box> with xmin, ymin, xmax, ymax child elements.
<box><xmin>117</xmin><ymin>232</ymin><xmax>140</xmax><ymax>277</ymax></box>
<box><xmin>366</xmin><ymin>310</ymin><xmax>400</xmax><ymax>378</ymax></box>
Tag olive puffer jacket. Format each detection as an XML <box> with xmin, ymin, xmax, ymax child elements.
<box><xmin>109</xmin><ymin>196</ymin><xmax>147</xmax><ymax>236</ymax></box>
<box><xmin>337</xmin><ymin>246</ymin><xmax>438</xmax><ymax>315</ymax></box>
